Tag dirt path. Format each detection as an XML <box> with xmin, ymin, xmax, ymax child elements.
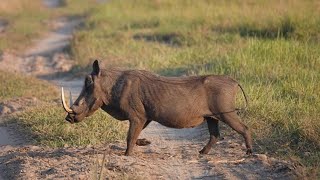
<box><xmin>0</xmin><ymin>0</ymin><xmax>297</xmax><ymax>179</ymax></box>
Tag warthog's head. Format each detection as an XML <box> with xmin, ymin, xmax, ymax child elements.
<box><xmin>61</xmin><ymin>60</ymin><xmax>106</xmax><ymax>123</ymax></box>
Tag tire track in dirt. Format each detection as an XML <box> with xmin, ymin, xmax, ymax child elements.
<box><xmin>0</xmin><ymin>0</ymin><xmax>297</xmax><ymax>179</ymax></box>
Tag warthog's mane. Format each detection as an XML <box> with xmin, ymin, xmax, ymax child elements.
<box><xmin>101</xmin><ymin>67</ymin><xmax>207</xmax><ymax>84</ymax></box>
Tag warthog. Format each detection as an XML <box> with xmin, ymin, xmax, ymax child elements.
<box><xmin>61</xmin><ymin>60</ymin><xmax>253</xmax><ymax>156</ymax></box>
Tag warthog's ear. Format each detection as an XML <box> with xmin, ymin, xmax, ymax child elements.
<box><xmin>92</xmin><ymin>60</ymin><xmax>101</xmax><ymax>76</ymax></box>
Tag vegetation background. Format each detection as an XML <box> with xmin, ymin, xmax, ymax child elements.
<box><xmin>0</xmin><ymin>0</ymin><xmax>319</xmax><ymax>176</ymax></box>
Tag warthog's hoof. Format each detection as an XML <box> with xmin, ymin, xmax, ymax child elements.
<box><xmin>246</xmin><ymin>149</ymin><xmax>253</xmax><ymax>155</ymax></box>
<box><xmin>125</xmin><ymin>150</ymin><xmax>131</xmax><ymax>156</ymax></box>
<box><xmin>199</xmin><ymin>147</ymin><xmax>210</xmax><ymax>154</ymax></box>
<box><xmin>136</xmin><ymin>138</ymin><xmax>151</xmax><ymax>146</ymax></box>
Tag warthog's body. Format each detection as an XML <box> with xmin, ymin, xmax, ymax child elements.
<box><xmin>62</xmin><ymin>60</ymin><xmax>253</xmax><ymax>156</ymax></box>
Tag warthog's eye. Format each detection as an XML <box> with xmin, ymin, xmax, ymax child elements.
<box><xmin>85</xmin><ymin>76</ymin><xmax>94</xmax><ymax>88</ymax></box>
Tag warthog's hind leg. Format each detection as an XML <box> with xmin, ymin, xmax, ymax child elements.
<box><xmin>221</xmin><ymin>112</ymin><xmax>253</xmax><ymax>155</ymax></box>
<box><xmin>199</xmin><ymin>118</ymin><xmax>220</xmax><ymax>154</ymax></box>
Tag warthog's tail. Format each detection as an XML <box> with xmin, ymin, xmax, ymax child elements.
<box><xmin>236</xmin><ymin>83</ymin><xmax>248</xmax><ymax>112</ymax></box>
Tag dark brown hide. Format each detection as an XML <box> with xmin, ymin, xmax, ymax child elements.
<box><xmin>64</xmin><ymin>60</ymin><xmax>253</xmax><ymax>156</ymax></box>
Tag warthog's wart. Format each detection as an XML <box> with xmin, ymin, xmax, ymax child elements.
<box><xmin>61</xmin><ymin>60</ymin><xmax>253</xmax><ymax>156</ymax></box>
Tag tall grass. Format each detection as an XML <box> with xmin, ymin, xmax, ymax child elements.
<box><xmin>71</xmin><ymin>0</ymin><xmax>320</xmax><ymax>66</ymax></box>
<box><xmin>69</xmin><ymin>0</ymin><xmax>320</xmax><ymax>174</ymax></box>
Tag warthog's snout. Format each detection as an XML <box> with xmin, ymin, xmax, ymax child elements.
<box><xmin>65</xmin><ymin>113</ymin><xmax>76</xmax><ymax>124</ymax></box>
<box><xmin>61</xmin><ymin>87</ymin><xmax>87</xmax><ymax>123</ymax></box>
<box><xmin>64</xmin><ymin>111</ymin><xmax>87</xmax><ymax>124</ymax></box>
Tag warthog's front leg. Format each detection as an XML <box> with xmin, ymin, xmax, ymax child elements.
<box><xmin>125</xmin><ymin>118</ymin><xmax>146</xmax><ymax>156</ymax></box>
<box><xmin>136</xmin><ymin>120</ymin><xmax>151</xmax><ymax>146</ymax></box>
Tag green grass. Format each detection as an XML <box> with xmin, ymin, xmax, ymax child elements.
<box><xmin>0</xmin><ymin>71</ymin><xmax>58</xmax><ymax>102</ymax></box>
<box><xmin>70</xmin><ymin>0</ymin><xmax>320</xmax><ymax>67</ymax></box>
<box><xmin>69</xmin><ymin>0</ymin><xmax>320</xmax><ymax>176</ymax></box>
<box><xmin>11</xmin><ymin>106</ymin><xmax>127</xmax><ymax>147</ymax></box>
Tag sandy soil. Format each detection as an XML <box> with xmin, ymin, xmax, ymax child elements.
<box><xmin>0</xmin><ymin>0</ymin><xmax>298</xmax><ymax>179</ymax></box>
<box><xmin>0</xmin><ymin>123</ymin><xmax>296</xmax><ymax>179</ymax></box>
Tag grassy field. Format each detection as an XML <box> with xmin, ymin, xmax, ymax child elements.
<box><xmin>69</xmin><ymin>0</ymin><xmax>319</xmax><ymax>175</ymax></box>
<box><xmin>0</xmin><ymin>0</ymin><xmax>96</xmax><ymax>52</ymax></box>
<box><xmin>0</xmin><ymin>71</ymin><xmax>57</xmax><ymax>102</ymax></box>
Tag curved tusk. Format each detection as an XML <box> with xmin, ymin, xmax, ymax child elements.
<box><xmin>61</xmin><ymin>87</ymin><xmax>73</xmax><ymax>113</ymax></box>
<box><xmin>69</xmin><ymin>91</ymin><xmax>73</xmax><ymax>107</ymax></box>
